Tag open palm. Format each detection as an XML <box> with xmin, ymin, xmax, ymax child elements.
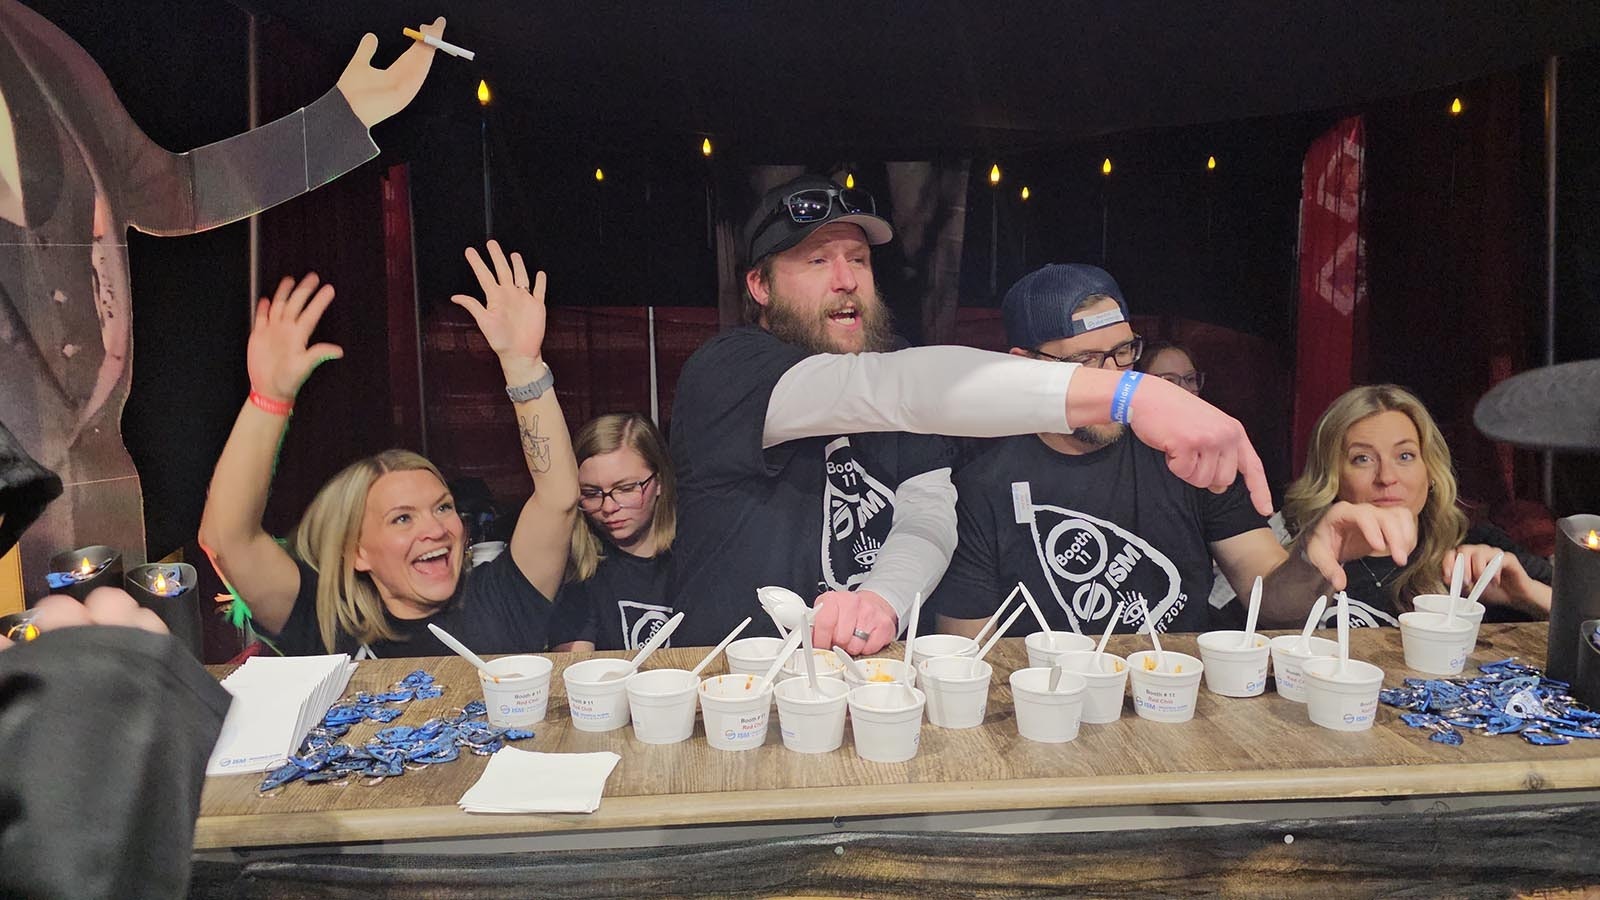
<box><xmin>453</xmin><ymin>241</ymin><xmax>548</xmax><ymax>366</ymax></box>
<box><xmin>247</xmin><ymin>273</ymin><xmax>343</xmax><ymax>401</ymax></box>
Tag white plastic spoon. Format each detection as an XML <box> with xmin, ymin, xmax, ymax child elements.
<box><xmin>1336</xmin><ymin>591</ymin><xmax>1351</xmax><ymax>678</ymax></box>
<box><xmin>599</xmin><ymin>611</ymin><xmax>684</xmax><ymax>681</ymax></box>
<box><xmin>1017</xmin><ymin>582</ymin><xmax>1057</xmax><ymax>649</ymax></box>
<box><xmin>1296</xmin><ymin>596</ymin><xmax>1328</xmax><ymax>654</ymax></box>
<box><xmin>799</xmin><ymin>608</ymin><xmax>821</xmax><ymax>696</ymax></box>
<box><xmin>1239</xmin><ymin>576</ymin><xmax>1263</xmax><ymax>649</ymax></box>
<box><xmin>757</xmin><ymin>630</ymin><xmax>806</xmax><ymax>690</ymax></box>
<box><xmin>1139</xmin><ymin>597</ymin><xmax>1167</xmax><ymax>672</ymax></box>
<box><xmin>1460</xmin><ymin>550</ymin><xmax>1505</xmax><ymax>620</ymax></box>
<box><xmin>1449</xmin><ymin>552</ymin><xmax>1468</xmax><ymax>600</ymax></box>
<box><xmin>973</xmin><ymin>584</ymin><xmax>1022</xmax><ymax>645</ymax></box>
<box><xmin>427</xmin><ymin>623</ymin><xmax>516</xmax><ymax>682</ymax></box>
<box><xmin>832</xmin><ymin>646</ymin><xmax>870</xmax><ymax>681</ymax></box>
<box><xmin>970</xmin><ymin>602</ymin><xmax>1029</xmax><ymax>676</ymax></box>
<box><xmin>689</xmin><ymin>616</ymin><xmax>752</xmax><ymax>679</ymax></box>
<box><xmin>1095</xmin><ymin>601</ymin><xmax>1126</xmax><ymax>674</ymax></box>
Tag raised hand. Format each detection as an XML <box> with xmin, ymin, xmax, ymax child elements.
<box><xmin>1298</xmin><ymin>501</ymin><xmax>1417</xmax><ymax>590</ymax></box>
<box><xmin>247</xmin><ymin>274</ymin><xmax>343</xmax><ymax>403</ymax></box>
<box><xmin>1126</xmin><ymin>376</ymin><xmax>1273</xmax><ymax>515</ymax></box>
<box><xmin>452</xmin><ymin>241</ymin><xmax>548</xmax><ymax>373</ymax></box>
<box><xmin>336</xmin><ymin>16</ymin><xmax>447</xmax><ymax>128</ymax></box>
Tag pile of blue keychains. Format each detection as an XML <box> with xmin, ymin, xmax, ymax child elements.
<box><xmin>1379</xmin><ymin>657</ymin><xmax>1600</xmax><ymax>746</ymax></box>
<box><xmin>258</xmin><ymin>670</ymin><xmax>533</xmax><ymax>792</ymax></box>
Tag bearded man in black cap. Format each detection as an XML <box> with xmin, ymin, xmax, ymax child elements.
<box><xmin>668</xmin><ymin>177</ymin><xmax>1283</xmax><ymax>653</ymax></box>
<box><xmin>932</xmin><ymin>263</ymin><xmax>1421</xmax><ymax>638</ymax></box>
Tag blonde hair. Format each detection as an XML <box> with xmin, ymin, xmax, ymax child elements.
<box><xmin>290</xmin><ymin>449</ymin><xmax>450</xmax><ymax>653</ymax></box>
<box><xmin>1283</xmin><ymin>385</ymin><xmax>1466</xmax><ymax>610</ymax></box>
<box><xmin>569</xmin><ymin>413</ymin><xmax>676</xmax><ymax>581</ymax></box>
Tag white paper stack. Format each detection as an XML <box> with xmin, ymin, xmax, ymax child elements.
<box><xmin>205</xmin><ymin>654</ymin><xmax>356</xmax><ymax>776</ymax></box>
<box><xmin>457</xmin><ymin>749</ymin><xmax>621</xmax><ymax>814</ymax></box>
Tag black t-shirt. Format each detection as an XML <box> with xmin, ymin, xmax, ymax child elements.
<box><xmin>931</xmin><ymin>433</ymin><xmax>1266</xmax><ymax>635</ymax></box>
<box><xmin>668</xmin><ymin>326</ymin><xmax>958</xmax><ymax>646</ymax></box>
<box><xmin>1331</xmin><ymin>521</ymin><xmax>1553</xmax><ymax>627</ymax></box>
<box><xmin>549</xmin><ymin>550</ymin><xmax>672</xmax><ymax>651</ymax></box>
<box><xmin>263</xmin><ymin>550</ymin><xmax>553</xmax><ymax>657</ymax></box>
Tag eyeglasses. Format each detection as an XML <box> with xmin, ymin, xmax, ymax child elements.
<box><xmin>1157</xmin><ymin>371</ymin><xmax>1206</xmax><ymax>392</ymax></box>
<box><xmin>578</xmin><ymin>474</ymin><xmax>657</xmax><ymax>512</ymax></box>
<box><xmin>1033</xmin><ymin>335</ymin><xmax>1144</xmax><ymax>369</ymax></box>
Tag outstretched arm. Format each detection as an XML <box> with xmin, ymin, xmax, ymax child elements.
<box><xmin>452</xmin><ymin>242</ymin><xmax>579</xmax><ymax>601</ymax></box>
<box><xmin>765</xmin><ymin>349</ymin><xmax>1272</xmax><ymax>514</ymax></box>
<box><xmin>197</xmin><ymin>274</ymin><xmax>343</xmax><ymax>636</ymax></box>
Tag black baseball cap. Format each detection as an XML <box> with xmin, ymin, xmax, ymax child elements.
<box><xmin>743</xmin><ymin>174</ymin><xmax>893</xmax><ymax>266</ymax></box>
<box><xmin>1002</xmin><ymin>263</ymin><xmax>1131</xmax><ymax>349</ymax></box>
<box><xmin>1474</xmin><ymin>359</ymin><xmax>1600</xmax><ymax>453</ymax></box>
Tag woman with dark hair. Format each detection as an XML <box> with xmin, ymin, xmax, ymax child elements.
<box><xmin>550</xmin><ymin>413</ymin><xmax>676</xmax><ymax>651</ymax></box>
<box><xmin>1137</xmin><ymin>340</ymin><xmax>1205</xmax><ymax>395</ymax></box>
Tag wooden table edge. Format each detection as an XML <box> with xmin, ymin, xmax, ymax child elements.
<box><xmin>193</xmin><ymin>756</ymin><xmax>1600</xmax><ymax>850</ymax></box>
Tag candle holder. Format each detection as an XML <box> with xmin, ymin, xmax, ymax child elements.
<box><xmin>125</xmin><ymin>562</ymin><xmax>201</xmax><ymax>660</ymax></box>
<box><xmin>43</xmin><ymin>545</ymin><xmax>123</xmax><ymax>603</ymax></box>
<box><xmin>1576</xmin><ymin>620</ymin><xmax>1600</xmax><ymax>709</ymax></box>
<box><xmin>0</xmin><ymin>611</ymin><xmax>39</xmax><ymax>643</ymax></box>
<box><xmin>1547</xmin><ymin>514</ymin><xmax>1600</xmax><ymax>683</ymax></box>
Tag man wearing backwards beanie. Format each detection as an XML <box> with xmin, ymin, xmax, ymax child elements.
<box><xmin>668</xmin><ymin>175</ymin><xmax>1286</xmax><ymax>653</ymax></box>
<box><xmin>930</xmin><ymin>264</ymin><xmax>1419</xmax><ymax>637</ymax></box>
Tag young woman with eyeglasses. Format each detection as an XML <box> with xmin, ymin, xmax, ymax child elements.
<box><xmin>549</xmin><ymin>413</ymin><xmax>677</xmax><ymax>651</ymax></box>
<box><xmin>1137</xmin><ymin>340</ymin><xmax>1206</xmax><ymax>395</ymax></box>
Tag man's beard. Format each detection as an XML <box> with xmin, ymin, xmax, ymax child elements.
<box><xmin>1071</xmin><ymin>423</ymin><xmax>1125</xmax><ymax>449</ymax></box>
<box><xmin>763</xmin><ymin>289</ymin><xmax>894</xmax><ymax>355</ymax></box>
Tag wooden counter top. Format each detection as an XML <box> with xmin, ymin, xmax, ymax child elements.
<box><xmin>195</xmin><ymin>622</ymin><xmax>1599</xmax><ymax>850</ymax></box>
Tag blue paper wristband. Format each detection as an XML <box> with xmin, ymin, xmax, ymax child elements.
<box><xmin>1110</xmin><ymin>370</ymin><xmax>1143</xmax><ymax>424</ymax></box>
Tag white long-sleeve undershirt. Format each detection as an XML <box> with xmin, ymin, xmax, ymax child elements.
<box><xmin>763</xmin><ymin>346</ymin><xmax>1078</xmax><ymax>448</ymax></box>
<box><xmin>760</xmin><ymin>346</ymin><xmax>1079</xmax><ymax>623</ymax></box>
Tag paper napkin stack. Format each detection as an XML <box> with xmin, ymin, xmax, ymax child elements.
<box><xmin>205</xmin><ymin>654</ymin><xmax>355</xmax><ymax>776</ymax></box>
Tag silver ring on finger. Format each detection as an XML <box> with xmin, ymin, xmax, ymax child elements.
<box><xmin>852</xmin><ymin>628</ymin><xmax>872</xmax><ymax>642</ymax></box>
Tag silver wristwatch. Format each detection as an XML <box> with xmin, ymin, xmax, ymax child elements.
<box><xmin>505</xmin><ymin>363</ymin><xmax>554</xmax><ymax>402</ymax></box>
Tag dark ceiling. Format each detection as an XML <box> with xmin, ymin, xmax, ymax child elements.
<box><xmin>237</xmin><ymin>0</ymin><xmax>1600</xmax><ymax>154</ymax></box>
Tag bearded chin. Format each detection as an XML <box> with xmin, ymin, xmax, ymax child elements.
<box><xmin>763</xmin><ymin>291</ymin><xmax>895</xmax><ymax>355</ymax></box>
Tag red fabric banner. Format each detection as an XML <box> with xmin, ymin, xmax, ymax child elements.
<box><xmin>1292</xmin><ymin>116</ymin><xmax>1368</xmax><ymax>474</ymax></box>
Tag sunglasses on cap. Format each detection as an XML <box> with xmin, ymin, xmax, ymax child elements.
<box><xmin>755</xmin><ymin>187</ymin><xmax>878</xmax><ymax>236</ymax></box>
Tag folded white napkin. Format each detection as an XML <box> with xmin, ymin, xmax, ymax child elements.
<box><xmin>458</xmin><ymin>749</ymin><xmax>621</xmax><ymax>814</ymax></box>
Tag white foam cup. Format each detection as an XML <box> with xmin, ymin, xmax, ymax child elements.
<box><xmin>908</xmin><ymin>634</ymin><xmax>979</xmax><ymax>669</ymax></box>
<box><xmin>479</xmin><ymin>655</ymin><xmax>554</xmax><ymax>728</ymax></box>
<box><xmin>842</xmin><ymin>657</ymin><xmax>918</xmax><ymax>689</ymax></box>
<box><xmin>1301</xmin><ymin>657</ymin><xmax>1385</xmax><ymax>732</ymax></box>
<box><xmin>624</xmin><ymin>668</ymin><xmax>698</xmax><ymax>744</ymax></box>
<box><xmin>468</xmin><ymin>540</ymin><xmax>506</xmax><ymax>567</ymax></box>
<box><xmin>1024</xmin><ymin>630</ymin><xmax>1096</xmax><ymax>668</ymax></box>
<box><xmin>1010</xmin><ymin>667</ymin><xmax>1088</xmax><ymax>743</ymax></box>
<box><xmin>847</xmin><ymin>682</ymin><xmax>926</xmax><ymax>763</ymax></box>
<box><xmin>1412</xmin><ymin>595</ymin><xmax>1486</xmax><ymax>647</ymax></box>
<box><xmin>780</xmin><ymin>648</ymin><xmax>847</xmax><ymax>681</ymax></box>
<box><xmin>1398</xmin><ymin>611</ymin><xmax>1477</xmax><ymax>675</ymax></box>
<box><xmin>697</xmin><ymin>673</ymin><xmax>773</xmax><ymax>751</ymax></box>
<box><xmin>561</xmin><ymin>658</ymin><xmax>634</xmax><ymax>732</ymax></box>
<box><xmin>917</xmin><ymin>655</ymin><xmax>993</xmax><ymax>729</ymax></box>
<box><xmin>774</xmin><ymin>677</ymin><xmax>850</xmax><ymax>753</ymax></box>
<box><xmin>1269</xmin><ymin>635</ymin><xmax>1340</xmax><ymax>703</ymax></box>
<box><xmin>725</xmin><ymin>636</ymin><xmax>787</xmax><ymax>676</ymax></box>
<box><xmin>1052</xmin><ymin>650</ymin><xmax>1129</xmax><ymax>724</ymax></box>
<box><xmin>1196</xmin><ymin>630</ymin><xmax>1272</xmax><ymax>698</ymax></box>
<box><xmin>1125</xmin><ymin>650</ymin><xmax>1205</xmax><ymax>723</ymax></box>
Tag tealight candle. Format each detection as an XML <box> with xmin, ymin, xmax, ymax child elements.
<box><xmin>1548</xmin><ymin>515</ymin><xmax>1600</xmax><ymax>683</ymax></box>
<box><xmin>44</xmin><ymin>545</ymin><xmax>122</xmax><ymax>602</ymax></box>
<box><xmin>125</xmin><ymin>562</ymin><xmax>202</xmax><ymax>660</ymax></box>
